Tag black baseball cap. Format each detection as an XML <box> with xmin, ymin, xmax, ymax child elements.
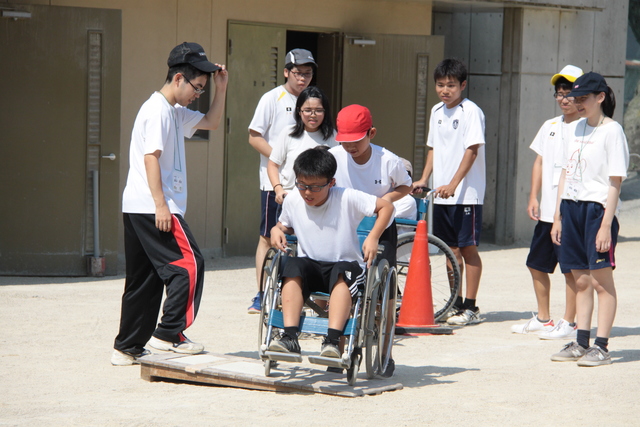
<box><xmin>568</xmin><ymin>72</ymin><xmax>608</xmax><ymax>97</ymax></box>
<box><xmin>167</xmin><ymin>42</ymin><xmax>221</xmax><ymax>73</ymax></box>
<box><xmin>285</xmin><ymin>49</ymin><xmax>316</xmax><ymax>67</ymax></box>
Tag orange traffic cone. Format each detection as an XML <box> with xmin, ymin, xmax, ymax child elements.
<box><xmin>396</xmin><ymin>220</ymin><xmax>452</xmax><ymax>335</ymax></box>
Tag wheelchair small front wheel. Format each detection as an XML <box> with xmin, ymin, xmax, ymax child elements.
<box><xmin>346</xmin><ymin>349</ymin><xmax>361</xmax><ymax>386</ymax></box>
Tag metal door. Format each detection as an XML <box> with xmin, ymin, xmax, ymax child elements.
<box><xmin>224</xmin><ymin>23</ymin><xmax>287</xmax><ymax>256</ymax></box>
<box><xmin>341</xmin><ymin>34</ymin><xmax>444</xmax><ymax>173</ymax></box>
<box><xmin>0</xmin><ymin>5</ymin><xmax>121</xmax><ymax>275</ymax></box>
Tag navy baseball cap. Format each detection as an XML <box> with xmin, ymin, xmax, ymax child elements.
<box><xmin>168</xmin><ymin>42</ymin><xmax>221</xmax><ymax>73</ymax></box>
<box><xmin>568</xmin><ymin>72</ymin><xmax>608</xmax><ymax>97</ymax></box>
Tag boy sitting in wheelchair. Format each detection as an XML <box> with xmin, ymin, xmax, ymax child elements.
<box><xmin>269</xmin><ymin>146</ymin><xmax>394</xmax><ymax>357</ymax></box>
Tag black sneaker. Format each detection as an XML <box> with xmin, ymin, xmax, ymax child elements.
<box><xmin>320</xmin><ymin>337</ymin><xmax>341</xmax><ymax>358</ymax></box>
<box><xmin>326</xmin><ymin>366</ymin><xmax>344</xmax><ymax>374</ymax></box>
<box><xmin>268</xmin><ymin>334</ymin><xmax>301</xmax><ymax>354</ymax></box>
<box><xmin>379</xmin><ymin>358</ymin><xmax>395</xmax><ymax>378</ymax></box>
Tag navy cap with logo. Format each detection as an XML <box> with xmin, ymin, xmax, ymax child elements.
<box><xmin>167</xmin><ymin>42</ymin><xmax>221</xmax><ymax>73</ymax></box>
<box><xmin>568</xmin><ymin>72</ymin><xmax>608</xmax><ymax>97</ymax></box>
<box><xmin>285</xmin><ymin>48</ymin><xmax>316</xmax><ymax>67</ymax></box>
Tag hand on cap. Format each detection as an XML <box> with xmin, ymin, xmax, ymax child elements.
<box><xmin>213</xmin><ymin>64</ymin><xmax>228</xmax><ymax>88</ymax></box>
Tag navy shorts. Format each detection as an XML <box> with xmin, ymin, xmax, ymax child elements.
<box><xmin>559</xmin><ymin>200</ymin><xmax>619</xmax><ymax>271</ymax></box>
<box><xmin>526</xmin><ymin>220</ymin><xmax>570</xmax><ymax>274</ymax></box>
<box><xmin>432</xmin><ymin>204</ymin><xmax>482</xmax><ymax>247</ymax></box>
<box><xmin>280</xmin><ymin>257</ymin><xmax>365</xmax><ymax>301</ymax></box>
<box><xmin>259</xmin><ymin>190</ymin><xmax>279</xmax><ymax>237</ymax></box>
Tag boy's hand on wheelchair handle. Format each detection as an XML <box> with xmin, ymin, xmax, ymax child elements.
<box><xmin>362</xmin><ymin>236</ymin><xmax>380</xmax><ymax>268</ymax></box>
<box><xmin>274</xmin><ymin>189</ymin><xmax>288</xmax><ymax>204</ymax></box>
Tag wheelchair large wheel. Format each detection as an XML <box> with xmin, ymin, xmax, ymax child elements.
<box><xmin>363</xmin><ymin>281</ymin><xmax>381</xmax><ymax>379</ymax></box>
<box><xmin>258</xmin><ymin>247</ymin><xmax>280</xmax><ymax>349</ymax></box>
<box><xmin>396</xmin><ymin>233</ymin><xmax>461</xmax><ymax>321</ymax></box>
<box><xmin>377</xmin><ymin>265</ymin><xmax>397</xmax><ymax>375</ymax></box>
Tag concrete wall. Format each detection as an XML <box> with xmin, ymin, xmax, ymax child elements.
<box><xmin>5</xmin><ymin>0</ymin><xmax>433</xmax><ymax>265</ymax></box>
<box><xmin>433</xmin><ymin>10</ymin><xmax>504</xmax><ymax>242</ymax></box>
<box><xmin>509</xmin><ymin>1</ymin><xmax>628</xmax><ymax>244</ymax></box>
<box><xmin>435</xmin><ymin>0</ymin><xmax>628</xmax><ymax>245</ymax></box>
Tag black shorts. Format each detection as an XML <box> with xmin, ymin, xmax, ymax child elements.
<box><xmin>560</xmin><ymin>200</ymin><xmax>619</xmax><ymax>271</ymax></box>
<box><xmin>280</xmin><ymin>257</ymin><xmax>365</xmax><ymax>301</ymax></box>
<box><xmin>432</xmin><ymin>204</ymin><xmax>482</xmax><ymax>247</ymax></box>
<box><xmin>526</xmin><ymin>220</ymin><xmax>569</xmax><ymax>274</ymax></box>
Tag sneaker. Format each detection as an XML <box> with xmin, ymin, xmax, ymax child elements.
<box><xmin>148</xmin><ymin>335</ymin><xmax>204</xmax><ymax>354</ymax></box>
<box><xmin>511</xmin><ymin>314</ymin><xmax>554</xmax><ymax>334</ymax></box>
<box><xmin>111</xmin><ymin>349</ymin><xmax>151</xmax><ymax>366</ymax></box>
<box><xmin>550</xmin><ymin>341</ymin><xmax>587</xmax><ymax>361</ymax></box>
<box><xmin>379</xmin><ymin>358</ymin><xmax>395</xmax><ymax>378</ymax></box>
<box><xmin>447</xmin><ymin>307</ymin><xmax>481</xmax><ymax>326</ymax></box>
<box><xmin>248</xmin><ymin>291</ymin><xmax>263</xmax><ymax>314</ymax></box>
<box><xmin>320</xmin><ymin>339</ymin><xmax>341</xmax><ymax>358</ymax></box>
<box><xmin>539</xmin><ymin>319</ymin><xmax>577</xmax><ymax>340</ymax></box>
<box><xmin>268</xmin><ymin>334</ymin><xmax>301</xmax><ymax>354</ymax></box>
<box><xmin>326</xmin><ymin>366</ymin><xmax>344</xmax><ymax>374</ymax></box>
<box><xmin>439</xmin><ymin>306</ymin><xmax>462</xmax><ymax>323</ymax></box>
<box><xmin>577</xmin><ymin>345</ymin><xmax>612</xmax><ymax>367</ymax></box>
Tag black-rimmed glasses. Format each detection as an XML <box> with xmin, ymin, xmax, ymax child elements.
<box><xmin>182</xmin><ymin>74</ymin><xmax>205</xmax><ymax>95</ymax></box>
<box><xmin>295</xmin><ymin>180</ymin><xmax>331</xmax><ymax>192</ymax></box>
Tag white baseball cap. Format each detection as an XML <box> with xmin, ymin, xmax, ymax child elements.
<box><xmin>550</xmin><ymin>65</ymin><xmax>584</xmax><ymax>85</ymax></box>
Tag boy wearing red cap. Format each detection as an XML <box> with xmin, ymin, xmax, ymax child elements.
<box><xmin>412</xmin><ymin>58</ymin><xmax>486</xmax><ymax>326</ymax></box>
<box><xmin>112</xmin><ymin>42</ymin><xmax>228</xmax><ymax>366</ymax></box>
<box><xmin>329</xmin><ymin>104</ymin><xmax>412</xmax><ymax>377</ymax></box>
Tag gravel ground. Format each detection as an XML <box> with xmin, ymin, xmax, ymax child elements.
<box><xmin>1</xmin><ymin>179</ymin><xmax>639</xmax><ymax>426</ymax></box>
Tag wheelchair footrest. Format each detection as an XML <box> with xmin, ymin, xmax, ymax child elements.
<box><xmin>308</xmin><ymin>355</ymin><xmax>350</xmax><ymax>369</ymax></box>
<box><xmin>264</xmin><ymin>351</ymin><xmax>303</xmax><ymax>363</ymax></box>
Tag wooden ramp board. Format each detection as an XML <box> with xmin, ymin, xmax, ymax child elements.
<box><xmin>139</xmin><ymin>352</ymin><xmax>403</xmax><ymax>398</ymax></box>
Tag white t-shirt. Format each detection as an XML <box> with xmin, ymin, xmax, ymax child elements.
<box><xmin>122</xmin><ymin>92</ymin><xmax>203</xmax><ymax>215</ymax></box>
<box><xmin>393</xmin><ymin>194</ymin><xmax>418</xmax><ymax>220</ymax></box>
<box><xmin>529</xmin><ymin>115</ymin><xmax>578</xmax><ymax>223</ymax></box>
<box><xmin>427</xmin><ymin>98</ymin><xmax>486</xmax><ymax>205</ymax></box>
<box><xmin>248</xmin><ymin>85</ymin><xmax>298</xmax><ymax>191</ymax></box>
<box><xmin>329</xmin><ymin>144</ymin><xmax>412</xmax><ymax>200</ymax></box>
<box><xmin>269</xmin><ymin>125</ymin><xmax>337</xmax><ymax>191</ymax></box>
<box><xmin>279</xmin><ymin>187</ymin><xmax>377</xmax><ymax>268</ymax></box>
<box><xmin>561</xmin><ymin>119</ymin><xmax>629</xmax><ymax>208</ymax></box>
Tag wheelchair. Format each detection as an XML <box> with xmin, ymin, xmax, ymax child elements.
<box><xmin>258</xmin><ymin>244</ymin><xmax>397</xmax><ymax>386</ymax></box>
<box><xmin>394</xmin><ymin>192</ymin><xmax>462</xmax><ymax>322</ymax></box>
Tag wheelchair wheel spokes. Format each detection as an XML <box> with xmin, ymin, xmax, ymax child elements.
<box><xmin>395</xmin><ymin>233</ymin><xmax>461</xmax><ymax>322</ymax></box>
<box><xmin>377</xmin><ymin>265</ymin><xmax>396</xmax><ymax>375</ymax></box>
<box><xmin>258</xmin><ymin>248</ymin><xmax>280</xmax><ymax>349</ymax></box>
<box><xmin>364</xmin><ymin>283</ymin><xmax>381</xmax><ymax>379</ymax></box>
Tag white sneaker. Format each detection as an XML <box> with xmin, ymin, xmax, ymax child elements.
<box><xmin>511</xmin><ymin>314</ymin><xmax>554</xmax><ymax>334</ymax></box>
<box><xmin>447</xmin><ymin>308</ymin><xmax>481</xmax><ymax>326</ymax></box>
<box><xmin>111</xmin><ymin>349</ymin><xmax>151</xmax><ymax>366</ymax></box>
<box><xmin>148</xmin><ymin>336</ymin><xmax>204</xmax><ymax>354</ymax></box>
<box><xmin>539</xmin><ymin>318</ymin><xmax>577</xmax><ymax>340</ymax></box>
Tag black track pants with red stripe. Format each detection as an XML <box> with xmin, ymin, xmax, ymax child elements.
<box><xmin>114</xmin><ymin>213</ymin><xmax>204</xmax><ymax>354</ymax></box>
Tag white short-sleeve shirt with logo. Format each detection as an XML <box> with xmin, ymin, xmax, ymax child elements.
<box><xmin>529</xmin><ymin>115</ymin><xmax>578</xmax><ymax>223</ymax></box>
<box><xmin>329</xmin><ymin>144</ymin><xmax>412</xmax><ymax>200</ymax></box>
<box><xmin>427</xmin><ymin>98</ymin><xmax>486</xmax><ymax>205</ymax></box>
<box><xmin>122</xmin><ymin>92</ymin><xmax>203</xmax><ymax>216</ymax></box>
<box><xmin>249</xmin><ymin>85</ymin><xmax>298</xmax><ymax>191</ymax></box>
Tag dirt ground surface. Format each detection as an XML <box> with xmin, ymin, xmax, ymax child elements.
<box><xmin>2</xmin><ymin>175</ymin><xmax>639</xmax><ymax>426</ymax></box>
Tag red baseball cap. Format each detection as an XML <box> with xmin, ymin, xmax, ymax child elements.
<box><xmin>335</xmin><ymin>104</ymin><xmax>372</xmax><ymax>143</ymax></box>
